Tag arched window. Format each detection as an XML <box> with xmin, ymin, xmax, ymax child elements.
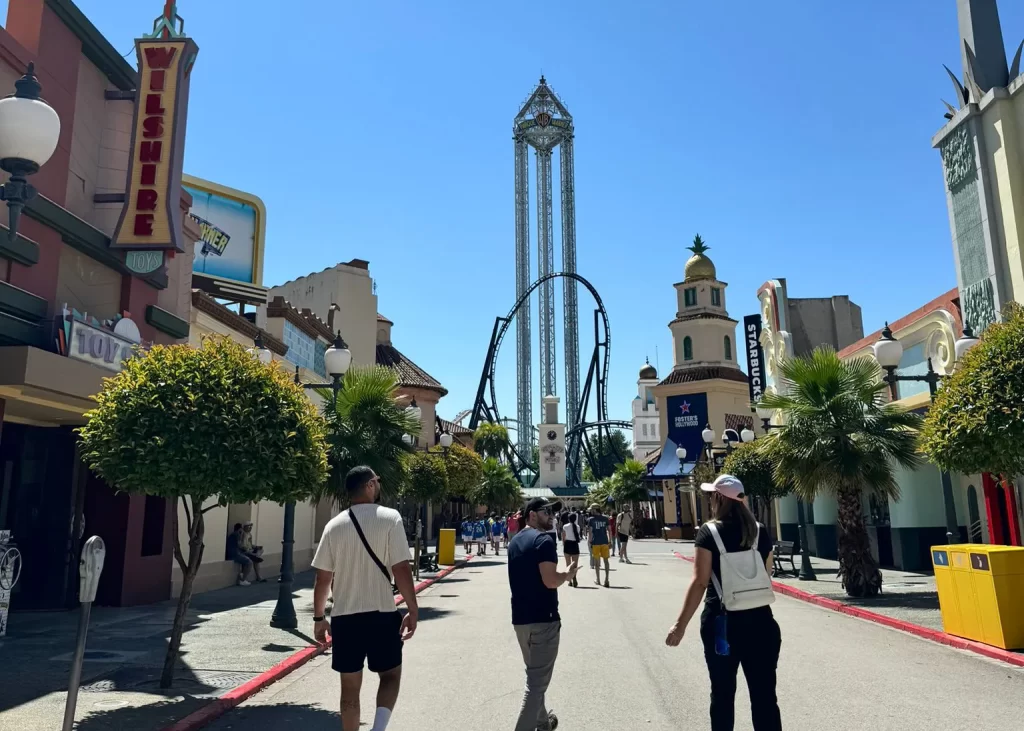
<box><xmin>724</xmin><ymin>335</ymin><xmax>732</xmax><ymax>360</ymax></box>
<box><xmin>683</xmin><ymin>336</ymin><xmax>693</xmax><ymax>361</ymax></box>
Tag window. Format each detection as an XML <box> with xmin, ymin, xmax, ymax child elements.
<box><xmin>684</xmin><ymin>288</ymin><xmax>697</xmax><ymax>307</ymax></box>
<box><xmin>642</xmin><ymin>423</ymin><xmax>648</xmax><ymax>437</ymax></box>
<box><xmin>651</xmin><ymin>423</ymin><xmax>657</xmax><ymax>438</ymax></box>
<box><xmin>711</xmin><ymin>287</ymin><xmax>721</xmax><ymax>306</ymax></box>
<box><xmin>724</xmin><ymin>335</ymin><xmax>732</xmax><ymax>360</ymax></box>
<box><xmin>683</xmin><ymin>336</ymin><xmax>693</xmax><ymax>361</ymax></box>
<box><xmin>895</xmin><ymin>343</ymin><xmax>929</xmax><ymax>400</ymax></box>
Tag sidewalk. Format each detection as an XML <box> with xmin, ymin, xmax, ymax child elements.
<box><xmin>0</xmin><ymin>559</ymin><xmax>461</xmax><ymax>731</ymax></box>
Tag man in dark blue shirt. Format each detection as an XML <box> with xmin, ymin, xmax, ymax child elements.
<box><xmin>508</xmin><ymin>497</ymin><xmax>578</xmax><ymax>731</ymax></box>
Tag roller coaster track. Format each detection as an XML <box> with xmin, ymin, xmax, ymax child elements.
<box><xmin>470</xmin><ymin>272</ymin><xmax>622</xmax><ymax>486</ymax></box>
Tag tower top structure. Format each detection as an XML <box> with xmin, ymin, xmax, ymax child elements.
<box><xmin>957</xmin><ymin>0</ymin><xmax>1009</xmax><ymax>93</ymax></box>
<box><xmin>515</xmin><ymin>76</ymin><xmax>573</xmax><ymax>151</ymax></box>
<box><xmin>684</xmin><ymin>234</ymin><xmax>717</xmax><ymax>282</ymax></box>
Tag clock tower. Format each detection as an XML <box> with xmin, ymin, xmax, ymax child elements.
<box><xmin>537</xmin><ymin>395</ymin><xmax>566</xmax><ymax>489</ymax></box>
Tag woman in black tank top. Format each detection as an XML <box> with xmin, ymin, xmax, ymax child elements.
<box><xmin>664</xmin><ymin>475</ymin><xmax>783</xmax><ymax>731</ymax></box>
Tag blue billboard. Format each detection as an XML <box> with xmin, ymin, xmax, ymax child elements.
<box><xmin>666</xmin><ymin>392</ymin><xmax>709</xmax><ymax>466</ymax></box>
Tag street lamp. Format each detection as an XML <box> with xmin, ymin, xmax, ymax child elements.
<box><xmin>753</xmin><ymin>401</ymin><xmax>816</xmax><ymax>580</ymax></box>
<box><xmin>0</xmin><ymin>63</ymin><xmax>61</xmax><ymax>243</ymax></box>
<box><xmin>248</xmin><ymin>332</ymin><xmax>273</xmax><ymax>365</ymax></box>
<box><xmin>673</xmin><ymin>446</ymin><xmax>688</xmax><ymax>531</ymax></box>
<box><xmin>870</xmin><ymin>322</ymin><xmax>979</xmax><ymax>543</ymax></box>
<box><xmin>267</xmin><ymin>330</ymin><xmax>351</xmax><ymax>630</ymax></box>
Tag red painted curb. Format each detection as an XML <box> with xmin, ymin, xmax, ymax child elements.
<box><xmin>672</xmin><ymin>551</ymin><xmax>1024</xmax><ymax>668</ymax></box>
<box><xmin>162</xmin><ymin>554</ymin><xmax>475</xmax><ymax>731</ymax></box>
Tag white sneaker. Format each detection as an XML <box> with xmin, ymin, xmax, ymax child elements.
<box><xmin>237</xmin><ymin>580</ymin><xmax>251</xmax><ymax>586</ymax></box>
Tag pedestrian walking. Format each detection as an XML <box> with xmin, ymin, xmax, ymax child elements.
<box><xmin>508</xmin><ymin>497</ymin><xmax>578</xmax><ymax>731</ymax></box>
<box><xmin>491</xmin><ymin>513</ymin><xmax>504</xmax><ymax>555</ymax></box>
<box><xmin>616</xmin><ymin>506</ymin><xmax>633</xmax><ymax>564</ymax></box>
<box><xmin>560</xmin><ymin>512</ymin><xmax>581</xmax><ymax>587</ymax></box>
<box><xmin>665</xmin><ymin>474</ymin><xmax>781</xmax><ymax>731</ymax></box>
<box><xmin>461</xmin><ymin>516</ymin><xmax>474</xmax><ymax>555</ymax></box>
<box><xmin>473</xmin><ymin>516</ymin><xmax>488</xmax><ymax>555</ymax></box>
<box><xmin>508</xmin><ymin>511</ymin><xmax>521</xmax><ymax>542</ymax></box>
<box><xmin>587</xmin><ymin>504</ymin><xmax>612</xmax><ymax>587</ymax></box>
<box><xmin>312</xmin><ymin>466</ymin><xmax>418</xmax><ymax>731</ymax></box>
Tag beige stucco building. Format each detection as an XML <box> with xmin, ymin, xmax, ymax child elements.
<box><xmin>175</xmin><ymin>292</ymin><xmax>334</xmax><ymax>596</ymax></box>
<box><xmin>646</xmin><ymin>239</ymin><xmax>754</xmax><ymax>534</ymax></box>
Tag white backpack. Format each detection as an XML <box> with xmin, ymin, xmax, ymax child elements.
<box><xmin>706</xmin><ymin>522</ymin><xmax>775</xmax><ymax>611</ymax></box>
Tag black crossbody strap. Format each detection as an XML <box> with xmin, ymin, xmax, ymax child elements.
<box><xmin>348</xmin><ymin>509</ymin><xmax>395</xmax><ymax>587</ymax></box>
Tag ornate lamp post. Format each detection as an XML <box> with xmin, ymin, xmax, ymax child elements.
<box><xmin>871</xmin><ymin>323</ymin><xmax>980</xmax><ymax>543</ymax></box>
<box><xmin>673</xmin><ymin>446</ymin><xmax>687</xmax><ymax>532</ymax></box>
<box><xmin>754</xmin><ymin>402</ymin><xmax>816</xmax><ymax>580</ymax></box>
<box><xmin>251</xmin><ymin>331</ymin><xmax>351</xmax><ymax>629</ymax></box>
<box><xmin>0</xmin><ymin>64</ymin><xmax>61</xmax><ymax>243</ymax></box>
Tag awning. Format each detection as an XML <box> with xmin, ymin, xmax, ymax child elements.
<box><xmin>648</xmin><ymin>437</ymin><xmax>698</xmax><ymax>479</ymax></box>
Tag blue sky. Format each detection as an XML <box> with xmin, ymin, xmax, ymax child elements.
<box><xmin>8</xmin><ymin>1</ymin><xmax>1024</xmax><ymax>438</ymax></box>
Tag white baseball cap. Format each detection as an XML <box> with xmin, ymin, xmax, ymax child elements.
<box><xmin>700</xmin><ymin>474</ymin><xmax>745</xmax><ymax>501</ymax></box>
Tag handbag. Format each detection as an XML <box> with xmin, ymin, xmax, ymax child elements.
<box><xmin>348</xmin><ymin>508</ymin><xmax>396</xmax><ymax>592</ymax></box>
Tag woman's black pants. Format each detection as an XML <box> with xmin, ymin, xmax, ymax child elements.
<box><xmin>699</xmin><ymin>608</ymin><xmax>782</xmax><ymax>731</ymax></box>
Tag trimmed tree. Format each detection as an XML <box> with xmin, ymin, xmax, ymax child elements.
<box><xmin>582</xmin><ymin>430</ymin><xmax>633</xmax><ymax>481</ymax></box>
<box><xmin>445</xmin><ymin>443</ymin><xmax>485</xmax><ymax>500</ymax></box>
<box><xmin>921</xmin><ymin>302</ymin><xmax>1024</xmax><ymax>483</ymax></box>
<box><xmin>402</xmin><ymin>451</ymin><xmax>449</xmax><ymax>506</ymax></box>
<box><xmin>722</xmin><ymin>442</ymin><xmax>791</xmax><ymax>526</ymax></box>
<box><xmin>78</xmin><ymin>337</ymin><xmax>328</xmax><ymax>688</ymax></box>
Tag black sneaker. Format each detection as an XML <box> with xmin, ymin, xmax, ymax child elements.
<box><xmin>538</xmin><ymin>712</ymin><xmax>558</xmax><ymax>730</ymax></box>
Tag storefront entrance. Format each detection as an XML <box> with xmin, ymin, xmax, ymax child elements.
<box><xmin>982</xmin><ymin>473</ymin><xmax>1023</xmax><ymax>547</ymax></box>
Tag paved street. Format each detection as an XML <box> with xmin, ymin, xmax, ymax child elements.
<box><xmin>208</xmin><ymin>540</ymin><xmax>1024</xmax><ymax>730</ymax></box>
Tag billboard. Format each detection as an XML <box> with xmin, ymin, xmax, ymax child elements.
<box><xmin>183</xmin><ymin>174</ymin><xmax>266</xmax><ymax>286</ymax></box>
<box><xmin>666</xmin><ymin>392</ymin><xmax>709</xmax><ymax>469</ymax></box>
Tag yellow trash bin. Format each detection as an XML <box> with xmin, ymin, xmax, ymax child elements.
<box><xmin>438</xmin><ymin>528</ymin><xmax>456</xmax><ymax>566</ymax></box>
<box><xmin>931</xmin><ymin>544</ymin><xmax>1024</xmax><ymax>650</ymax></box>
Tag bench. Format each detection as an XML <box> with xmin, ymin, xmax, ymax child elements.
<box><xmin>413</xmin><ymin>552</ymin><xmax>438</xmax><ymax>574</ymax></box>
<box><xmin>772</xmin><ymin>540</ymin><xmax>797</xmax><ymax>577</ymax></box>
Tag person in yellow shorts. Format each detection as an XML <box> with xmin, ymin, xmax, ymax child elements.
<box><xmin>587</xmin><ymin>504</ymin><xmax>612</xmax><ymax>587</ymax></box>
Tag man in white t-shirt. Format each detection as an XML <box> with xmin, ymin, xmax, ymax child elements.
<box><xmin>312</xmin><ymin>466</ymin><xmax>416</xmax><ymax>731</ymax></box>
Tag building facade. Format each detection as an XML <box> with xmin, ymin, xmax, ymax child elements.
<box><xmin>0</xmin><ymin>1</ymin><xmax>198</xmax><ymax>613</ymax></box>
<box><xmin>645</xmin><ymin>239</ymin><xmax>754</xmax><ymax>534</ymax></box>
<box><xmin>631</xmin><ymin>361</ymin><xmax>660</xmax><ymax>460</ymax></box>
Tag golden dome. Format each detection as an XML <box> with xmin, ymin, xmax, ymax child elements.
<box><xmin>684</xmin><ymin>234</ymin><xmax>716</xmax><ymax>281</ymax></box>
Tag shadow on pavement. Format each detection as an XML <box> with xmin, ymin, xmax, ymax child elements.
<box><xmin>418</xmin><ymin>606</ymin><xmax>455</xmax><ymax>622</ymax></box>
<box><xmin>210</xmin><ymin>703</ymin><xmax>340</xmax><ymax>728</ymax></box>
<box><xmin>464</xmin><ymin>560</ymin><xmax>503</xmax><ymax>568</ymax></box>
<box><xmin>844</xmin><ymin>591</ymin><xmax>941</xmax><ymax>611</ymax></box>
<box><xmin>74</xmin><ymin>696</ymin><xmax>211</xmax><ymax>730</ymax></box>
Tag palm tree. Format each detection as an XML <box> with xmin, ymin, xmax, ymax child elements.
<box><xmin>472</xmin><ymin>458</ymin><xmax>523</xmax><ymax>513</ymax></box>
<box><xmin>473</xmin><ymin>422</ymin><xmax>510</xmax><ymax>460</ymax></box>
<box><xmin>759</xmin><ymin>347</ymin><xmax>921</xmax><ymax>598</ymax></box>
<box><xmin>318</xmin><ymin>365</ymin><xmax>421</xmax><ymax>505</ymax></box>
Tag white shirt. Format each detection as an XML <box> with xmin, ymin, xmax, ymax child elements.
<box><xmin>618</xmin><ymin>512</ymin><xmax>633</xmax><ymax>534</ymax></box>
<box><xmin>311</xmin><ymin>503</ymin><xmax>411</xmax><ymax>617</ymax></box>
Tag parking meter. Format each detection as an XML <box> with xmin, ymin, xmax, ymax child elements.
<box><xmin>63</xmin><ymin>535</ymin><xmax>106</xmax><ymax>731</ymax></box>
<box><xmin>79</xmin><ymin>536</ymin><xmax>105</xmax><ymax>603</ymax></box>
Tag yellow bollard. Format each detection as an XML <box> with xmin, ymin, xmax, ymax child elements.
<box><xmin>438</xmin><ymin>528</ymin><xmax>456</xmax><ymax>566</ymax></box>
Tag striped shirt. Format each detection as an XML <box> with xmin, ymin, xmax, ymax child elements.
<box><xmin>312</xmin><ymin>503</ymin><xmax>410</xmax><ymax>617</ymax></box>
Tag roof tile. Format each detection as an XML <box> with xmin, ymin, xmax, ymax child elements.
<box><xmin>376</xmin><ymin>344</ymin><xmax>448</xmax><ymax>396</ymax></box>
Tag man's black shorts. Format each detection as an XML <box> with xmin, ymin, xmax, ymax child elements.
<box><xmin>617</xmin><ymin>532</ymin><xmax>629</xmax><ymax>544</ymax></box>
<box><xmin>331</xmin><ymin>610</ymin><xmax>403</xmax><ymax>673</ymax></box>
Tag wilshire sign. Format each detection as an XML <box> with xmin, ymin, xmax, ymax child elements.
<box><xmin>112</xmin><ymin>36</ymin><xmax>199</xmax><ymax>252</ymax></box>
